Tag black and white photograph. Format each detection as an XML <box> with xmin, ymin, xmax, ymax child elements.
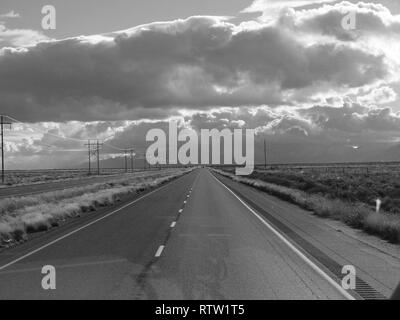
<box><xmin>0</xmin><ymin>0</ymin><xmax>400</xmax><ymax>306</ymax></box>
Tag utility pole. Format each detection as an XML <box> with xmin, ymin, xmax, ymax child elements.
<box><xmin>124</xmin><ymin>150</ymin><xmax>128</xmax><ymax>173</ymax></box>
<box><xmin>0</xmin><ymin>115</ymin><xmax>12</xmax><ymax>184</ymax></box>
<box><xmin>264</xmin><ymin>138</ymin><xmax>267</xmax><ymax>170</ymax></box>
<box><xmin>88</xmin><ymin>140</ymin><xmax>91</xmax><ymax>175</ymax></box>
<box><xmin>130</xmin><ymin>149</ymin><xmax>134</xmax><ymax>173</ymax></box>
<box><xmin>84</xmin><ymin>140</ymin><xmax>93</xmax><ymax>175</ymax></box>
<box><xmin>96</xmin><ymin>140</ymin><xmax>101</xmax><ymax>175</ymax></box>
<box><xmin>89</xmin><ymin>140</ymin><xmax>103</xmax><ymax>176</ymax></box>
<box><xmin>84</xmin><ymin>140</ymin><xmax>101</xmax><ymax>175</ymax></box>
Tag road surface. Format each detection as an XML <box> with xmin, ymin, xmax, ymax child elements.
<box><xmin>0</xmin><ymin>168</ymin><xmax>396</xmax><ymax>299</ymax></box>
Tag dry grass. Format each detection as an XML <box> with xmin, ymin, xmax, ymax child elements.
<box><xmin>214</xmin><ymin>169</ymin><xmax>400</xmax><ymax>244</ymax></box>
<box><xmin>247</xmin><ymin>168</ymin><xmax>400</xmax><ymax>213</ymax></box>
<box><xmin>0</xmin><ymin>169</ymin><xmax>102</xmax><ymax>187</ymax></box>
<box><xmin>0</xmin><ymin>168</ymin><xmax>192</xmax><ymax>245</ymax></box>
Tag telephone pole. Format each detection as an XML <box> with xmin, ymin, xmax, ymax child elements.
<box><xmin>96</xmin><ymin>140</ymin><xmax>103</xmax><ymax>175</ymax></box>
<box><xmin>124</xmin><ymin>150</ymin><xmax>128</xmax><ymax>173</ymax></box>
<box><xmin>1</xmin><ymin>115</ymin><xmax>12</xmax><ymax>184</ymax></box>
<box><xmin>122</xmin><ymin>149</ymin><xmax>135</xmax><ymax>173</ymax></box>
<box><xmin>88</xmin><ymin>141</ymin><xmax>91</xmax><ymax>175</ymax></box>
<box><xmin>84</xmin><ymin>140</ymin><xmax>101</xmax><ymax>175</ymax></box>
<box><xmin>130</xmin><ymin>149</ymin><xmax>134</xmax><ymax>173</ymax></box>
<box><xmin>264</xmin><ymin>138</ymin><xmax>267</xmax><ymax>170</ymax></box>
<box><xmin>84</xmin><ymin>140</ymin><xmax>94</xmax><ymax>175</ymax></box>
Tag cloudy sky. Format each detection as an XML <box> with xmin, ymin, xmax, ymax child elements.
<box><xmin>1</xmin><ymin>0</ymin><xmax>400</xmax><ymax>169</ymax></box>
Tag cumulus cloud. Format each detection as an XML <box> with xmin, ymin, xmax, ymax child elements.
<box><xmin>282</xmin><ymin>2</ymin><xmax>400</xmax><ymax>39</ymax></box>
<box><xmin>0</xmin><ymin>10</ymin><xmax>21</xmax><ymax>18</ymax></box>
<box><xmin>357</xmin><ymin>86</ymin><xmax>397</xmax><ymax>105</ymax></box>
<box><xmin>2</xmin><ymin>2</ymin><xmax>400</xmax><ymax>168</ymax></box>
<box><xmin>278</xmin><ymin>2</ymin><xmax>400</xmax><ymax>72</ymax></box>
<box><xmin>0</xmin><ymin>9</ymin><xmax>393</xmax><ymax>122</ymax></box>
<box><xmin>6</xmin><ymin>99</ymin><xmax>400</xmax><ymax>169</ymax></box>
<box><xmin>242</xmin><ymin>0</ymin><xmax>336</xmax><ymax>20</ymax></box>
<box><xmin>0</xmin><ymin>24</ymin><xmax>49</xmax><ymax>47</ymax></box>
<box><xmin>188</xmin><ymin>107</ymin><xmax>277</xmax><ymax>130</ymax></box>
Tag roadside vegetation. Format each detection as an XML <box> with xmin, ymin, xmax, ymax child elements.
<box><xmin>214</xmin><ymin>168</ymin><xmax>400</xmax><ymax>244</ymax></box>
<box><xmin>249</xmin><ymin>166</ymin><xmax>400</xmax><ymax>213</ymax></box>
<box><xmin>0</xmin><ymin>168</ymin><xmax>192</xmax><ymax>246</ymax></box>
<box><xmin>0</xmin><ymin>169</ymin><xmax>127</xmax><ymax>187</ymax></box>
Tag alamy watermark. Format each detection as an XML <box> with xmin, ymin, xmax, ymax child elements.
<box><xmin>41</xmin><ymin>5</ymin><xmax>56</xmax><ymax>30</ymax></box>
<box><xmin>341</xmin><ymin>9</ymin><xmax>357</xmax><ymax>31</ymax></box>
<box><xmin>341</xmin><ymin>265</ymin><xmax>356</xmax><ymax>290</ymax></box>
<box><xmin>41</xmin><ymin>265</ymin><xmax>56</xmax><ymax>290</ymax></box>
<box><xmin>146</xmin><ymin>122</ymin><xmax>254</xmax><ymax>175</ymax></box>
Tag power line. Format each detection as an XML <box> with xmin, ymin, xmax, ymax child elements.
<box><xmin>84</xmin><ymin>140</ymin><xmax>103</xmax><ymax>175</ymax></box>
<box><xmin>264</xmin><ymin>138</ymin><xmax>267</xmax><ymax>170</ymax></box>
<box><xmin>1</xmin><ymin>115</ymin><xmax>12</xmax><ymax>184</ymax></box>
<box><xmin>6</xmin><ymin>115</ymin><xmax>88</xmax><ymax>143</ymax></box>
<box><xmin>96</xmin><ymin>141</ymin><xmax>104</xmax><ymax>175</ymax></box>
<box><xmin>0</xmin><ymin>115</ymin><xmax>174</xmax><ymax>173</ymax></box>
<box><xmin>4</xmin><ymin>115</ymin><xmax>141</xmax><ymax>173</ymax></box>
<box><xmin>130</xmin><ymin>149</ymin><xmax>134</xmax><ymax>173</ymax></box>
<box><xmin>119</xmin><ymin>148</ymin><xmax>136</xmax><ymax>173</ymax></box>
<box><xmin>84</xmin><ymin>140</ymin><xmax>98</xmax><ymax>175</ymax></box>
<box><xmin>87</xmin><ymin>140</ymin><xmax>92</xmax><ymax>175</ymax></box>
<box><xmin>5</xmin><ymin>114</ymin><xmax>134</xmax><ymax>152</ymax></box>
<box><xmin>124</xmin><ymin>150</ymin><xmax>128</xmax><ymax>173</ymax></box>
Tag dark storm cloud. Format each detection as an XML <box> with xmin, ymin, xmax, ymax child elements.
<box><xmin>0</xmin><ymin>11</ymin><xmax>390</xmax><ymax>122</ymax></box>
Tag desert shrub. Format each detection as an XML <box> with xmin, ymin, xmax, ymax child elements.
<box><xmin>215</xmin><ymin>169</ymin><xmax>400</xmax><ymax>244</ymax></box>
<box><xmin>246</xmin><ymin>169</ymin><xmax>400</xmax><ymax>215</ymax></box>
<box><xmin>381</xmin><ymin>197</ymin><xmax>400</xmax><ymax>213</ymax></box>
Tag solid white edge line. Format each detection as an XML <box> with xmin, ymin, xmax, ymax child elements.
<box><xmin>155</xmin><ymin>245</ymin><xmax>165</xmax><ymax>257</ymax></box>
<box><xmin>0</xmin><ymin>178</ymin><xmax>180</xmax><ymax>271</ymax></box>
<box><xmin>210</xmin><ymin>171</ymin><xmax>356</xmax><ymax>301</ymax></box>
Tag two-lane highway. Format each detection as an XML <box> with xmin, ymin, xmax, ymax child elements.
<box><xmin>0</xmin><ymin>169</ymin><xmax>353</xmax><ymax>299</ymax></box>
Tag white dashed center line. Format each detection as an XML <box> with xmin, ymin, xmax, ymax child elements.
<box><xmin>170</xmin><ymin>222</ymin><xmax>176</xmax><ymax>228</ymax></box>
<box><xmin>155</xmin><ymin>245</ymin><xmax>165</xmax><ymax>257</ymax></box>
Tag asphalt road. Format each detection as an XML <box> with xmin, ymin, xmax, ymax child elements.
<box><xmin>0</xmin><ymin>168</ymin><xmax>389</xmax><ymax>299</ymax></box>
